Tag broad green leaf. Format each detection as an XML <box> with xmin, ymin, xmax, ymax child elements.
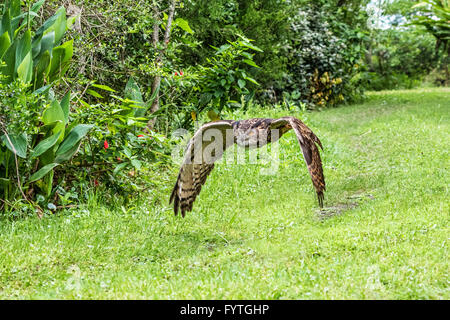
<box><xmin>32</xmin><ymin>50</ymin><xmax>50</xmax><ymax>89</ymax></box>
<box><xmin>147</xmin><ymin>83</ymin><xmax>160</xmax><ymax>105</ymax></box>
<box><xmin>125</xmin><ymin>76</ymin><xmax>150</xmax><ymax>117</ymax></box>
<box><xmin>1</xmin><ymin>7</ymin><xmax>12</xmax><ymax>40</ymax></box>
<box><xmin>1</xmin><ymin>133</ymin><xmax>27</xmax><ymax>158</ymax></box>
<box><xmin>34</xmin><ymin>7</ymin><xmax>65</xmax><ymax>40</ymax></box>
<box><xmin>43</xmin><ymin>100</ymin><xmax>65</xmax><ymax>138</ymax></box>
<box><xmin>0</xmin><ymin>31</ymin><xmax>11</xmax><ymax>59</ymax></box>
<box><xmin>10</xmin><ymin>0</ymin><xmax>21</xmax><ymax>21</ymax></box>
<box><xmin>67</xmin><ymin>16</ymin><xmax>76</xmax><ymax>30</ymax></box>
<box><xmin>54</xmin><ymin>140</ymin><xmax>81</xmax><ymax>163</ymax></box>
<box><xmin>51</xmin><ymin>7</ymin><xmax>67</xmax><ymax>45</ymax></box>
<box><xmin>56</xmin><ymin>124</ymin><xmax>94</xmax><ymax>156</ymax></box>
<box><xmin>36</xmin><ymin>31</ymin><xmax>54</xmax><ymax>59</ymax></box>
<box><xmin>31</xmin><ymin>131</ymin><xmax>62</xmax><ymax>158</ymax></box>
<box><xmin>29</xmin><ymin>163</ymin><xmax>59</xmax><ymax>183</ymax></box>
<box><xmin>39</xmin><ymin>120</ymin><xmax>62</xmax><ymax>134</ymax></box>
<box><xmin>1</xmin><ymin>38</ymin><xmax>17</xmax><ymax>79</ymax></box>
<box><xmin>125</xmin><ymin>77</ymin><xmax>144</xmax><ymax>103</ymax></box>
<box><xmin>215</xmin><ymin>44</ymin><xmax>231</xmax><ymax>54</ymax></box>
<box><xmin>43</xmin><ymin>100</ymin><xmax>65</xmax><ymax>125</ymax></box>
<box><xmin>237</xmin><ymin>79</ymin><xmax>246</xmax><ymax>88</ymax></box>
<box><xmin>17</xmin><ymin>51</ymin><xmax>33</xmax><ymax>83</ymax></box>
<box><xmin>15</xmin><ymin>29</ymin><xmax>31</xmax><ymax>74</ymax></box>
<box><xmin>31</xmin><ymin>32</ymin><xmax>43</xmax><ymax>59</ymax></box>
<box><xmin>12</xmin><ymin>12</ymin><xmax>39</xmax><ymax>36</ymax></box>
<box><xmin>48</xmin><ymin>39</ymin><xmax>73</xmax><ymax>82</ymax></box>
<box><xmin>60</xmin><ymin>91</ymin><xmax>71</xmax><ymax>123</ymax></box>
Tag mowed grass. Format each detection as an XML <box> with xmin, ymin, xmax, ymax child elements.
<box><xmin>0</xmin><ymin>88</ymin><xmax>448</xmax><ymax>299</ymax></box>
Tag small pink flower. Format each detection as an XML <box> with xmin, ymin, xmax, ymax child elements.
<box><xmin>104</xmin><ymin>140</ymin><xmax>109</xmax><ymax>149</ymax></box>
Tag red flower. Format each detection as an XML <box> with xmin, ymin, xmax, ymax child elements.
<box><xmin>174</xmin><ymin>71</ymin><xmax>179</xmax><ymax>76</ymax></box>
<box><xmin>94</xmin><ymin>179</ymin><xmax>99</xmax><ymax>187</ymax></box>
<box><xmin>137</xmin><ymin>134</ymin><xmax>144</xmax><ymax>138</ymax></box>
<box><xmin>180</xmin><ymin>70</ymin><xmax>184</xmax><ymax>76</ymax></box>
<box><xmin>117</xmin><ymin>157</ymin><xmax>122</xmax><ymax>161</ymax></box>
<box><xmin>104</xmin><ymin>140</ymin><xmax>109</xmax><ymax>149</ymax></box>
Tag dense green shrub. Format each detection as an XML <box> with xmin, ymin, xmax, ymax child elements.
<box><xmin>361</xmin><ymin>27</ymin><xmax>439</xmax><ymax>90</ymax></box>
<box><xmin>178</xmin><ymin>0</ymin><xmax>291</xmax><ymax>91</ymax></box>
<box><xmin>177</xmin><ymin>0</ymin><xmax>371</xmax><ymax>108</ymax></box>
<box><xmin>68</xmin><ymin>78</ymin><xmax>174</xmax><ymax>202</ymax></box>
<box><xmin>282</xmin><ymin>5</ymin><xmax>366</xmax><ymax>108</ymax></box>
<box><xmin>163</xmin><ymin>36</ymin><xmax>262</xmax><ymax>129</ymax></box>
<box><xmin>0</xmin><ymin>1</ymin><xmax>173</xmax><ymax>215</ymax></box>
<box><xmin>0</xmin><ymin>0</ymin><xmax>91</xmax><ymax>215</ymax></box>
<box><xmin>45</xmin><ymin>0</ymin><xmax>373</xmax><ymax>116</ymax></box>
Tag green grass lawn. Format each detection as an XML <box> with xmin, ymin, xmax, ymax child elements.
<box><xmin>0</xmin><ymin>88</ymin><xmax>448</xmax><ymax>299</ymax></box>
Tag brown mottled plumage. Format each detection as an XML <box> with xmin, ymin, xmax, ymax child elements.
<box><xmin>170</xmin><ymin>117</ymin><xmax>326</xmax><ymax>217</ymax></box>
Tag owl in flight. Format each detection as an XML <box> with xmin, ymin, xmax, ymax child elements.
<box><xmin>170</xmin><ymin>116</ymin><xmax>326</xmax><ymax>217</ymax></box>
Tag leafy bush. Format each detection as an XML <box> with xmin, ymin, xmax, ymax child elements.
<box><xmin>143</xmin><ymin>36</ymin><xmax>262</xmax><ymax>131</ymax></box>
<box><xmin>68</xmin><ymin>78</ymin><xmax>173</xmax><ymax>202</ymax></box>
<box><xmin>0</xmin><ymin>0</ymin><xmax>92</xmax><ymax>215</ymax></box>
<box><xmin>361</xmin><ymin>27</ymin><xmax>439</xmax><ymax>90</ymax></box>
<box><xmin>282</xmin><ymin>5</ymin><xmax>365</xmax><ymax>108</ymax></box>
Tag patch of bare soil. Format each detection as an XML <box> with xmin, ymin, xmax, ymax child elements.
<box><xmin>317</xmin><ymin>191</ymin><xmax>374</xmax><ymax>220</ymax></box>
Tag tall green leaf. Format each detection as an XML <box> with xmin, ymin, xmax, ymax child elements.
<box><xmin>29</xmin><ymin>163</ymin><xmax>59</xmax><ymax>183</ymax></box>
<box><xmin>1</xmin><ymin>133</ymin><xmax>27</xmax><ymax>159</ymax></box>
<box><xmin>42</xmin><ymin>100</ymin><xmax>65</xmax><ymax>139</ymax></box>
<box><xmin>125</xmin><ymin>76</ymin><xmax>146</xmax><ymax>116</ymax></box>
<box><xmin>0</xmin><ymin>31</ymin><xmax>11</xmax><ymax>59</ymax></box>
<box><xmin>0</xmin><ymin>7</ymin><xmax>12</xmax><ymax>40</ymax></box>
<box><xmin>48</xmin><ymin>39</ymin><xmax>73</xmax><ymax>82</ymax></box>
<box><xmin>17</xmin><ymin>51</ymin><xmax>33</xmax><ymax>83</ymax></box>
<box><xmin>36</xmin><ymin>31</ymin><xmax>54</xmax><ymax>59</ymax></box>
<box><xmin>32</xmin><ymin>49</ymin><xmax>50</xmax><ymax>89</ymax></box>
<box><xmin>31</xmin><ymin>131</ymin><xmax>62</xmax><ymax>158</ymax></box>
<box><xmin>54</xmin><ymin>140</ymin><xmax>81</xmax><ymax>163</ymax></box>
<box><xmin>1</xmin><ymin>38</ymin><xmax>17</xmax><ymax>80</ymax></box>
<box><xmin>34</xmin><ymin>7</ymin><xmax>64</xmax><ymax>40</ymax></box>
<box><xmin>60</xmin><ymin>91</ymin><xmax>71</xmax><ymax>123</ymax></box>
<box><xmin>55</xmin><ymin>124</ymin><xmax>94</xmax><ymax>157</ymax></box>
<box><xmin>15</xmin><ymin>29</ymin><xmax>31</xmax><ymax>74</ymax></box>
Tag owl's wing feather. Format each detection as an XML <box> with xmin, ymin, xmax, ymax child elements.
<box><xmin>170</xmin><ymin>120</ymin><xmax>234</xmax><ymax>217</ymax></box>
<box><xmin>272</xmin><ymin>117</ymin><xmax>326</xmax><ymax>207</ymax></box>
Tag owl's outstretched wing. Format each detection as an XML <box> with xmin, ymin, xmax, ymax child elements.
<box><xmin>271</xmin><ymin>117</ymin><xmax>326</xmax><ymax>207</ymax></box>
<box><xmin>169</xmin><ymin>120</ymin><xmax>234</xmax><ymax>217</ymax></box>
